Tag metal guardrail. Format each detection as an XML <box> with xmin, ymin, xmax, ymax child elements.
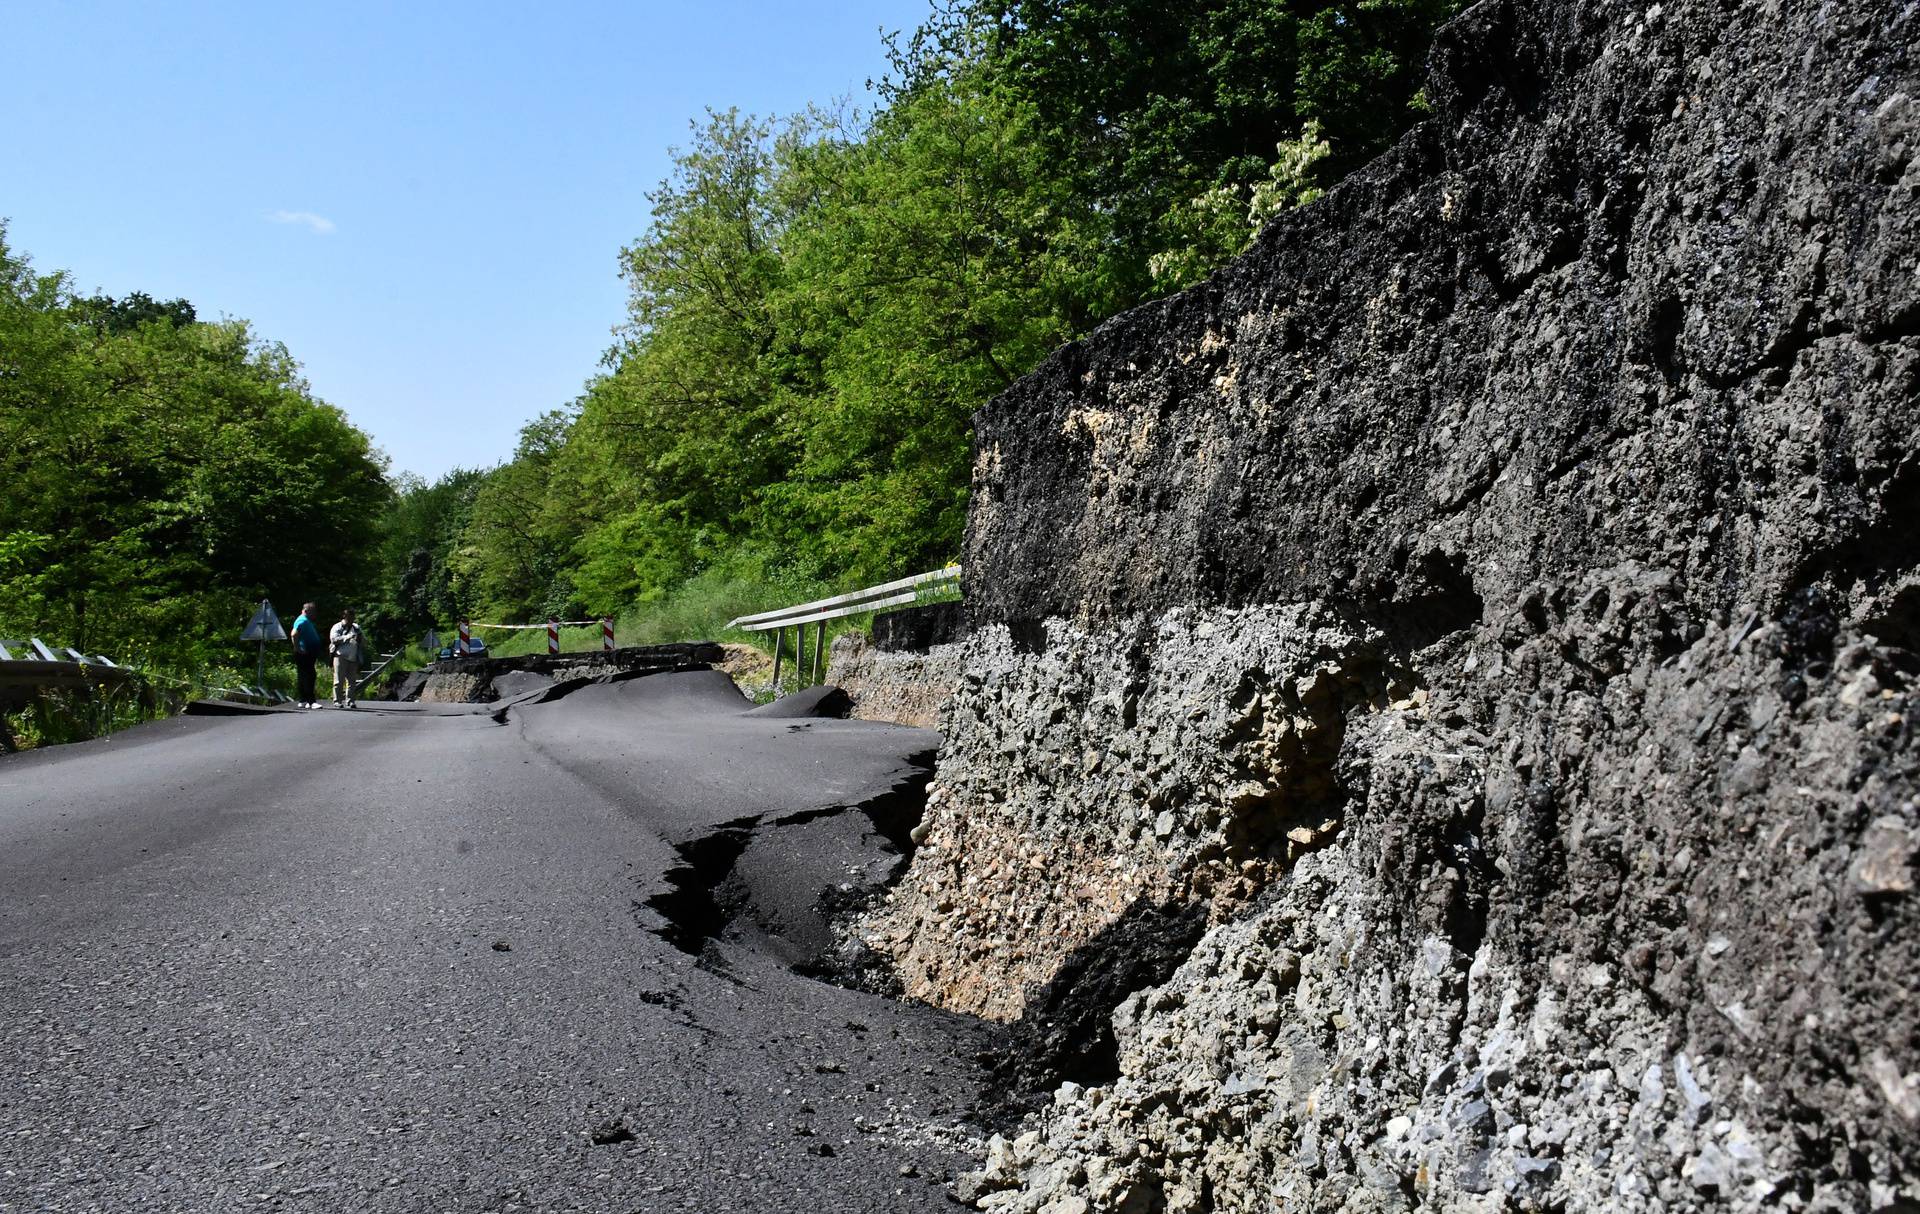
<box><xmin>353</xmin><ymin>649</ymin><xmax>404</xmax><ymax>696</ymax></box>
<box><xmin>0</xmin><ymin>638</ymin><xmax>142</xmax><ymax>751</ymax></box>
<box><xmin>724</xmin><ymin>565</ymin><xmax>961</xmax><ymax>689</ymax></box>
<box><xmin>0</xmin><ymin>637</ymin><xmax>286</xmax><ymax>713</ymax></box>
<box><xmin>0</xmin><ymin>638</ymin><xmax>136</xmax><ymax>712</ymax></box>
<box><xmin>726</xmin><ymin>566</ymin><xmax>962</xmax><ymax>632</ymax></box>
<box><xmin>0</xmin><ymin>633</ymin><xmax>307</xmax><ymax>752</ymax></box>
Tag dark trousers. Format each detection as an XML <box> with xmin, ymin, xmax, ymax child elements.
<box><xmin>295</xmin><ymin>652</ymin><xmax>318</xmax><ymax>703</ymax></box>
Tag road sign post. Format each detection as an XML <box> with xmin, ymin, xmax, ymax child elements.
<box><xmin>239</xmin><ymin>600</ymin><xmax>287</xmax><ymax>689</ymax></box>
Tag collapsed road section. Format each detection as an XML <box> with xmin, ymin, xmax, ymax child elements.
<box><xmin>506</xmin><ymin>670</ymin><xmax>941</xmax><ymax>970</ymax></box>
<box><xmin>385</xmin><ymin>641</ymin><xmax>725</xmax><ymax>704</ymax></box>
<box><xmin>0</xmin><ymin>665</ymin><xmax>1002</xmax><ymax>1212</ymax></box>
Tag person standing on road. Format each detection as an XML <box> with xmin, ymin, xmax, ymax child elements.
<box><xmin>329</xmin><ymin>608</ymin><xmax>366</xmax><ymax>709</ymax></box>
<box><xmin>290</xmin><ymin>602</ymin><xmax>324</xmax><ymax>708</ymax></box>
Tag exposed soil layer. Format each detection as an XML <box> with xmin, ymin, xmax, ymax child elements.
<box><xmin>832</xmin><ymin>628</ymin><xmax>971</xmax><ymax>729</ymax></box>
<box><xmin>874</xmin><ymin>603</ymin><xmax>969</xmax><ymax>653</ymax></box>
<box><xmin>864</xmin><ymin>1</ymin><xmax>1920</xmax><ymax>1210</ymax></box>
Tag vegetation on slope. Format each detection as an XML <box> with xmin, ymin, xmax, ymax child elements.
<box><xmin>367</xmin><ymin>0</ymin><xmax>1456</xmax><ymax>643</ymax></box>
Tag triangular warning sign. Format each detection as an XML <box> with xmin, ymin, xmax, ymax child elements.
<box><xmin>241</xmin><ymin>599</ymin><xmax>287</xmax><ymax>642</ymax></box>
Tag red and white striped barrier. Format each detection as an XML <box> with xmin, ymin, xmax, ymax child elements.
<box><xmin>460</xmin><ymin>617</ymin><xmax>606</xmax><ymax>657</ymax></box>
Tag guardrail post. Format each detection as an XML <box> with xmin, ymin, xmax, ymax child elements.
<box><xmin>721</xmin><ymin>565</ymin><xmax>963</xmax><ymax>697</ymax></box>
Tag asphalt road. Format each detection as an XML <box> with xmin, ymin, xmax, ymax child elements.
<box><xmin>0</xmin><ymin>672</ymin><xmax>999</xmax><ymax>1213</ymax></box>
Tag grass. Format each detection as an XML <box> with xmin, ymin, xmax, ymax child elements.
<box><xmin>610</xmin><ymin>565</ymin><xmax>898</xmax><ymax>665</ymax></box>
<box><xmin>475</xmin><ymin>624</ymin><xmax>603</xmax><ymax>658</ymax></box>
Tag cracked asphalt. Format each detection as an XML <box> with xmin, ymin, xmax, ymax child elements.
<box><xmin>0</xmin><ymin>672</ymin><xmax>999</xmax><ymax>1213</ymax></box>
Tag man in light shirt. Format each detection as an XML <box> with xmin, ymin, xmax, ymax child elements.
<box><xmin>329</xmin><ymin>608</ymin><xmax>367</xmax><ymax>709</ymax></box>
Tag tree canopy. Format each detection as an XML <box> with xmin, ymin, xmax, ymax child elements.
<box><xmin>0</xmin><ymin>228</ymin><xmax>390</xmax><ymax>670</ymax></box>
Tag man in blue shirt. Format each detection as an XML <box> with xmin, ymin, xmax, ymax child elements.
<box><xmin>290</xmin><ymin>602</ymin><xmax>324</xmax><ymax>708</ymax></box>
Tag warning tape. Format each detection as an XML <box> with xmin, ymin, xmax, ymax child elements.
<box><xmin>467</xmin><ymin>620</ymin><xmax>602</xmax><ymax>630</ymax></box>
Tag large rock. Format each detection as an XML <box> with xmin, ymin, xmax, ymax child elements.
<box><xmin>866</xmin><ymin>0</ymin><xmax>1920</xmax><ymax>1209</ymax></box>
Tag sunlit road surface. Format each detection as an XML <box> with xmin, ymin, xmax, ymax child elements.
<box><xmin>0</xmin><ymin>673</ymin><xmax>996</xmax><ymax>1213</ymax></box>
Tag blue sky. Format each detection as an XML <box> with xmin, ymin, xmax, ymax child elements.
<box><xmin>2</xmin><ymin>0</ymin><xmax>930</xmax><ymax>480</ymax></box>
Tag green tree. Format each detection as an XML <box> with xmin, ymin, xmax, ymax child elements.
<box><xmin>565</xmin><ymin>110</ymin><xmax>807</xmax><ymax>608</ymax></box>
<box><xmin>765</xmin><ymin>46</ymin><xmax>1092</xmax><ymax>576</ymax></box>
<box><xmin>0</xmin><ymin>227</ymin><xmax>390</xmax><ymax>669</ymax></box>
<box><xmin>73</xmin><ymin>290</ymin><xmax>197</xmax><ymax>334</ymax></box>
<box><xmin>459</xmin><ymin>411</ymin><xmax>586</xmax><ymax>619</ymax></box>
<box><xmin>362</xmin><ymin>467</ymin><xmax>486</xmax><ymax>640</ymax></box>
<box><xmin>923</xmin><ymin>0</ymin><xmax>1454</xmax><ymax>292</ymax></box>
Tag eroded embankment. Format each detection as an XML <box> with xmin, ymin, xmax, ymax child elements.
<box><xmin>854</xmin><ymin>0</ymin><xmax>1920</xmax><ymax>1210</ymax></box>
<box><xmin>834</xmin><ymin>603</ymin><xmax>971</xmax><ymax>730</ymax></box>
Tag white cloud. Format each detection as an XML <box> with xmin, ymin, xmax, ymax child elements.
<box><xmin>267</xmin><ymin>209</ymin><xmax>336</xmax><ymax>235</ymax></box>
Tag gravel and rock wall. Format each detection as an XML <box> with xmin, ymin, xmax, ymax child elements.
<box><xmin>833</xmin><ymin>605</ymin><xmax>971</xmax><ymax>728</ymax></box>
<box><xmin>862</xmin><ymin>0</ymin><xmax>1920</xmax><ymax>1209</ymax></box>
